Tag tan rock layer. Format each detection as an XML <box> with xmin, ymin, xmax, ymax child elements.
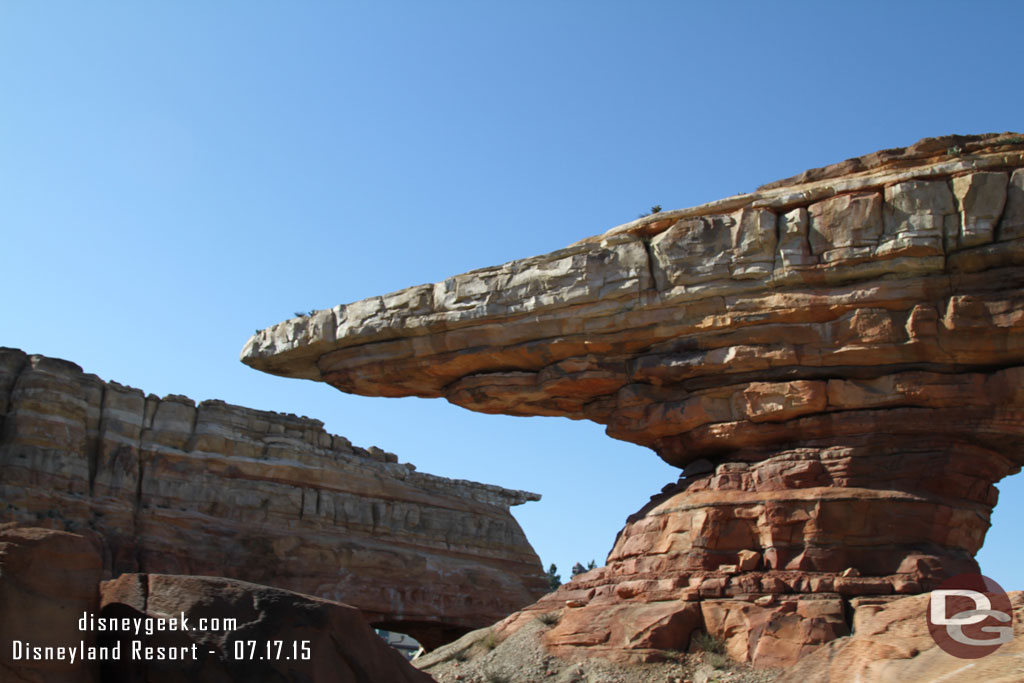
<box><xmin>239</xmin><ymin>134</ymin><xmax>1024</xmax><ymax>665</ymax></box>
<box><xmin>242</xmin><ymin>141</ymin><xmax>1024</xmax><ymax>470</ymax></box>
<box><xmin>0</xmin><ymin>348</ymin><xmax>547</xmax><ymax>647</ymax></box>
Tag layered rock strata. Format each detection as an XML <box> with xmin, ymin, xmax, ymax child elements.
<box><xmin>242</xmin><ymin>133</ymin><xmax>1024</xmax><ymax>665</ymax></box>
<box><xmin>0</xmin><ymin>348</ymin><xmax>547</xmax><ymax>647</ymax></box>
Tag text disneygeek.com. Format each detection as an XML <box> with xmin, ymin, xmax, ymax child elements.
<box><xmin>9</xmin><ymin>611</ymin><xmax>311</xmax><ymax>663</ymax></box>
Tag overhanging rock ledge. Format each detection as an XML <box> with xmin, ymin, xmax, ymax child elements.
<box><xmin>242</xmin><ymin>133</ymin><xmax>1024</xmax><ymax>666</ymax></box>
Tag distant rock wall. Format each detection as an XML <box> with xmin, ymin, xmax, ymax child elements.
<box><xmin>0</xmin><ymin>525</ymin><xmax>437</xmax><ymax>683</ymax></box>
<box><xmin>0</xmin><ymin>348</ymin><xmax>547</xmax><ymax>647</ymax></box>
<box><xmin>241</xmin><ymin>133</ymin><xmax>1024</xmax><ymax>665</ymax></box>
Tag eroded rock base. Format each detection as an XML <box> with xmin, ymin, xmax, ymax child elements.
<box><xmin>493</xmin><ymin>580</ymin><xmax>848</xmax><ymax>669</ymax></box>
<box><xmin>478</xmin><ymin>428</ymin><xmax>1018</xmax><ymax>668</ymax></box>
<box><xmin>777</xmin><ymin>592</ymin><xmax>1024</xmax><ymax>683</ymax></box>
<box><xmin>416</xmin><ymin>617</ymin><xmax>781</xmax><ymax>683</ymax></box>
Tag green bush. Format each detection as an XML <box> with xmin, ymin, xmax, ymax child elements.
<box><xmin>545</xmin><ymin>563</ymin><xmax>562</xmax><ymax>591</ymax></box>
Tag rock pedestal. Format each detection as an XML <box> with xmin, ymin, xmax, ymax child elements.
<box><xmin>242</xmin><ymin>133</ymin><xmax>1024</xmax><ymax>665</ymax></box>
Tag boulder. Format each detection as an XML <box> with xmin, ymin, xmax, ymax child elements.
<box><xmin>0</xmin><ymin>525</ymin><xmax>104</xmax><ymax>683</ymax></box>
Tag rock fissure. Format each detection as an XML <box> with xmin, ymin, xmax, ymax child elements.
<box><xmin>86</xmin><ymin>381</ymin><xmax>104</xmax><ymax>497</ymax></box>
<box><xmin>640</xmin><ymin>235</ymin><xmax>660</xmax><ymax>295</ymax></box>
<box><xmin>133</xmin><ymin>436</ymin><xmax>145</xmax><ymax>570</ymax></box>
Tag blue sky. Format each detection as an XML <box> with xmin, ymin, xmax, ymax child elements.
<box><xmin>2</xmin><ymin>2</ymin><xmax>1021</xmax><ymax>591</ymax></box>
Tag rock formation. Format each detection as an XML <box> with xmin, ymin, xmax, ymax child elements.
<box><xmin>0</xmin><ymin>525</ymin><xmax>437</xmax><ymax>683</ymax></box>
<box><xmin>98</xmin><ymin>573</ymin><xmax>436</xmax><ymax>683</ymax></box>
<box><xmin>242</xmin><ymin>133</ymin><xmax>1024</xmax><ymax>666</ymax></box>
<box><xmin>0</xmin><ymin>348</ymin><xmax>547</xmax><ymax>648</ymax></box>
<box><xmin>0</xmin><ymin>525</ymin><xmax>105</xmax><ymax>683</ymax></box>
<box><xmin>776</xmin><ymin>592</ymin><xmax>1024</xmax><ymax>682</ymax></box>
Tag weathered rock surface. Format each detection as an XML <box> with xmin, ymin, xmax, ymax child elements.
<box><xmin>776</xmin><ymin>592</ymin><xmax>1024</xmax><ymax>682</ymax></box>
<box><xmin>242</xmin><ymin>133</ymin><xmax>1024</xmax><ymax>665</ymax></box>
<box><xmin>0</xmin><ymin>526</ymin><xmax>104</xmax><ymax>683</ymax></box>
<box><xmin>490</xmin><ymin>572</ymin><xmax>850</xmax><ymax>668</ymax></box>
<box><xmin>0</xmin><ymin>348</ymin><xmax>546</xmax><ymax>647</ymax></box>
<box><xmin>97</xmin><ymin>573</ymin><xmax>435</xmax><ymax>683</ymax></box>
<box><xmin>415</xmin><ymin>616</ymin><xmax>783</xmax><ymax>683</ymax></box>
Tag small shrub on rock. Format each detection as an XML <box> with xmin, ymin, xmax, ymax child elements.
<box><xmin>480</xmin><ymin>630</ymin><xmax>499</xmax><ymax>651</ymax></box>
<box><xmin>691</xmin><ymin>630</ymin><xmax>726</xmax><ymax>654</ymax></box>
<box><xmin>535</xmin><ymin>611</ymin><xmax>560</xmax><ymax>626</ymax></box>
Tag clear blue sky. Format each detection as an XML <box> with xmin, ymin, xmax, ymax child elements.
<box><xmin>2</xmin><ymin>2</ymin><xmax>1021</xmax><ymax>591</ymax></box>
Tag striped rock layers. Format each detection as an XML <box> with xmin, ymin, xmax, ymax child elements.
<box><xmin>0</xmin><ymin>348</ymin><xmax>547</xmax><ymax>648</ymax></box>
<box><xmin>242</xmin><ymin>134</ymin><xmax>1024</xmax><ymax>665</ymax></box>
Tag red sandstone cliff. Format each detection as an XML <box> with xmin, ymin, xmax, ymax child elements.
<box><xmin>242</xmin><ymin>133</ymin><xmax>1024</xmax><ymax>668</ymax></box>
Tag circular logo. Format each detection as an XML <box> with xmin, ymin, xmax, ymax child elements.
<box><xmin>927</xmin><ymin>573</ymin><xmax>1014</xmax><ymax>659</ymax></box>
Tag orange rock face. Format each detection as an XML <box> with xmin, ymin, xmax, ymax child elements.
<box><xmin>776</xmin><ymin>592</ymin><xmax>1024</xmax><ymax>682</ymax></box>
<box><xmin>242</xmin><ymin>134</ymin><xmax>1024</xmax><ymax>666</ymax></box>
<box><xmin>0</xmin><ymin>349</ymin><xmax>547</xmax><ymax>648</ymax></box>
